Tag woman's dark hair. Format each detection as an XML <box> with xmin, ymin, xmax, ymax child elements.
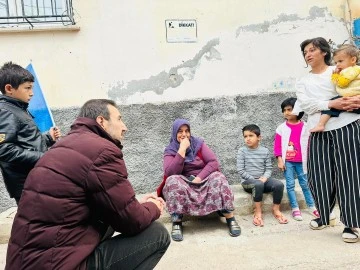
<box><xmin>300</xmin><ymin>37</ymin><xmax>331</xmax><ymax>66</ymax></box>
<box><xmin>281</xmin><ymin>97</ymin><xmax>304</xmax><ymax>120</ymax></box>
<box><xmin>78</xmin><ymin>99</ymin><xmax>117</xmax><ymax>120</ymax></box>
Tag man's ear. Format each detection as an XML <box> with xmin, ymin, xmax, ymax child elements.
<box><xmin>4</xmin><ymin>84</ymin><xmax>14</xmax><ymax>95</ymax></box>
<box><xmin>96</xmin><ymin>116</ymin><xmax>106</xmax><ymax>129</ymax></box>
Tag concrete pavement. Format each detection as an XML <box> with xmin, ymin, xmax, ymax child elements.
<box><xmin>155</xmin><ymin>207</ymin><xmax>359</xmax><ymax>270</ymax></box>
<box><xmin>0</xmin><ymin>185</ymin><xmax>359</xmax><ymax>269</ymax></box>
<box><xmin>0</xmin><ymin>208</ymin><xmax>359</xmax><ymax>269</ymax></box>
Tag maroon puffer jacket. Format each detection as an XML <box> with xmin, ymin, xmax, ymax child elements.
<box><xmin>6</xmin><ymin>117</ymin><xmax>160</xmax><ymax>270</ymax></box>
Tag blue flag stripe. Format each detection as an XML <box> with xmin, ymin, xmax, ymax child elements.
<box><xmin>26</xmin><ymin>63</ymin><xmax>55</xmax><ymax>132</ymax></box>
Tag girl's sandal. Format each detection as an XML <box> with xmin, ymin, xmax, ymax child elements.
<box><xmin>273</xmin><ymin>212</ymin><xmax>288</xmax><ymax>224</ymax></box>
<box><xmin>253</xmin><ymin>215</ymin><xmax>264</xmax><ymax>227</ymax></box>
<box><xmin>171</xmin><ymin>222</ymin><xmax>183</xmax><ymax>241</ymax></box>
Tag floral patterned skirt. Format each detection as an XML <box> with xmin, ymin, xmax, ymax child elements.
<box><xmin>162</xmin><ymin>171</ymin><xmax>234</xmax><ymax>216</ymax></box>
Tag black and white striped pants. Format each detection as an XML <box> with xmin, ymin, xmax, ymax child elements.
<box><xmin>307</xmin><ymin>119</ymin><xmax>360</xmax><ymax>228</ymax></box>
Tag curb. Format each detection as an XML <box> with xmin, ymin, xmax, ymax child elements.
<box><xmin>0</xmin><ymin>207</ymin><xmax>17</xmax><ymax>244</ymax></box>
<box><xmin>0</xmin><ymin>183</ymin><xmax>307</xmax><ymax>243</ymax></box>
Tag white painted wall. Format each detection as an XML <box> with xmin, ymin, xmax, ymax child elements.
<box><xmin>0</xmin><ymin>0</ymin><xmax>358</xmax><ymax>107</ymax></box>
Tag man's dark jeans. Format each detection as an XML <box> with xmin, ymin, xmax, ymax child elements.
<box><xmin>87</xmin><ymin>221</ymin><xmax>170</xmax><ymax>270</ymax></box>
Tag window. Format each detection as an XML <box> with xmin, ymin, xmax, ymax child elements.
<box><xmin>0</xmin><ymin>0</ymin><xmax>75</xmax><ymax>27</ymax></box>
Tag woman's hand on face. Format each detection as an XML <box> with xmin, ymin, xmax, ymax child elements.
<box><xmin>179</xmin><ymin>137</ymin><xmax>190</xmax><ymax>151</ymax></box>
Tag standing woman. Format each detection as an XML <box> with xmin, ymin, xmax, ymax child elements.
<box><xmin>295</xmin><ymin>37</ymin><xmax>360</xmax><ymax>243</ymax></box>
<box><xmin>157</xmin><ymin>118</ymin><xmax>240</xmax><ymax>241</ymax></box>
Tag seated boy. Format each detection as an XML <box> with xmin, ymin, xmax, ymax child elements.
<box><xmin>236</xmin><ymin>124</ymin><xmax>288</xmax><ymax>226</ymax></box>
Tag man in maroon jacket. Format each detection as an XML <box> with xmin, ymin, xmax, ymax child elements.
<box><xmin>6</xmin><ymin>99</ymin><xmax>170</xmax><ymax>270</ymax></box>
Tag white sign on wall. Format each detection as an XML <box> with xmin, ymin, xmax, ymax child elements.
<box><xmin>165</xmin><ymin>19</ymin><xmax>197</xmax><ymax>43</ymax></box>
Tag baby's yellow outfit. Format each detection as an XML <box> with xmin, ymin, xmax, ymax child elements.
<box><xmin>331</xmin><ymin>65</ymin><xmax>360</xmax><ymax>97</ymax></box>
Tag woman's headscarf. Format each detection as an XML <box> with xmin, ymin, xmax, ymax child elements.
<box><xmin>164</xmin><ymin>119</ymin><xmax>204</xmax><ymax>163</ymax></box>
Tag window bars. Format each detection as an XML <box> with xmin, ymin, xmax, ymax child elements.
<box><xmin>0</xmin><ymin>0</ymin><xmax>75</xmax><ymax>27</ymax></box>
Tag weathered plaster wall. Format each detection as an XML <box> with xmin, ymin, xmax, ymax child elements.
<box><xmin>0</xmin><ymin>1</ymin><xmax>357</xmax><ymax>108</ymax></box>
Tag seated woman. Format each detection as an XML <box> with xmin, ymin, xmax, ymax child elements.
<box><xmin>157</xmin><ymin>119</ymin><xmax>241</xmax><ymax>241</ymax></box>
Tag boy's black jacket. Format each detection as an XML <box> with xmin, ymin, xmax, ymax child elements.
<box><xmin>0</xmin><ymin>95</ymin><xmax>54</xmax><ymax>198</ymax></box>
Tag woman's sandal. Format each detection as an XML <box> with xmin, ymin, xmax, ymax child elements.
<box><xmin>309</xmin><ymin>216</ymin><xmax>337</xmax><ymax>230</ymax></box>
<box><xmin>171</xmin><ymin>222</ymin><xmax>183</xmax><ymax>242</ymax></box>
<box><xmin>273</xmin><ymin>212</ymin><xmax>288</xmax><ymax>224</ymax></box>
<box><xmin>226</xmin><ymin>219</ymin><xmax>241</xmax><ymax>237</ymax></box>
<box><xmin>253</xmin><ymin>215</ymin><xmax>264</xmax><ymax>227</ymax></box>
<box><xmin>342</xmin><ymin>227</ymin><xmax>359</xmax><ymax>243</ymax></box>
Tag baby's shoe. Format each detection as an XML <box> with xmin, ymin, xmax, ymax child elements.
<box><xmin>292</xmin><ymin>210</ymin><xmax>303</xmax><ymax>221</ymax></box>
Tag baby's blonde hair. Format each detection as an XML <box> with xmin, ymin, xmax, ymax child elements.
<box><xmin>333</xmin><ymin>44</ymin><xmax>360</xmax><ymax>63</ymax></box>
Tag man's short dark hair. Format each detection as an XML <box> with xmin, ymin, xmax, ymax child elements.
<box><xmin>78</xmin><ymin>99</ymin><xmax>117</xmax><ymax>120</ymax></box>
<box><xmin>281</xmin><ymin>97</ymin><xmax>304</xmax><ymax>120</ymax></box>
<box><xmin>242</xmin><ymin>124</ymin><xmax>261</xmax><ymax>136</ymax></box>
<box><xmin>300</xmin><ymin>37</ymin><xmax>331</xmax><ymax>66</ymax></box>
<box><xmin>0</xmin><ymin>62</ymin><xmax>34</xmax><ymax>94</ymax></box>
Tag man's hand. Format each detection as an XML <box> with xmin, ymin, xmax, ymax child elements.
<box><xmin>259</xmin><ymin>176</ymin><xmax>267</xmax><ymax>183</ymax></box>
<box><xmin>140</xmin><ymin>193</ymin><xmax>165</xmax><ymax>215</ymax></box>
<box><xmin>49</xmin><ymin>127</ymin><xmax>61</xmax><ymax>141</ymax></box>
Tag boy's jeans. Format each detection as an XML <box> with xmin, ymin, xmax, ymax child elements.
<box><xmin>284</xmin><ymin>161</ymin><xmax>315</xmax><ymax>209</ymax></box>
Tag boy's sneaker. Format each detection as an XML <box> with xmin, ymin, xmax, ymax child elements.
<box><xmin>292</xmin><ymin>210</ymin><xmax>303</xmax><ymax>221</ymax></box>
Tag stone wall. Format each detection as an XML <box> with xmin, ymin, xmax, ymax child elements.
<box><xmin>0</xmin><ymin>91</ymin><xmax>294</xmax><ymax>211</ymax></box>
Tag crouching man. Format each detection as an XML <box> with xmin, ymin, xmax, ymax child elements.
<box><xmin>6</xmin><ymin>99</ymin><xmax>170</xmax><ymax>270</ymax></box>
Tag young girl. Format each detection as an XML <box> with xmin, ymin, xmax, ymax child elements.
<box><xmin>274</xmin><ymin>97</ymin><xmax>319</xmax><ymax>221</ymax></box>
<box><xmin>310</xmin><ymin>44</ymin><xmax>360</xmax><ymax>132</ymax></box>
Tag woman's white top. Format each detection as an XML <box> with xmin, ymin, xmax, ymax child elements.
<box><xmin>295</xmin><ymin>66</ymin><xmax>360</xmax><ymax>131</ymax></box>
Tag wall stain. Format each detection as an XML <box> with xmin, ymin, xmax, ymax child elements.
<box><xmin>236</xmin><ymin>6</ymin><xmax>330</xmax><ymax>36</ymax></box>
<box><xmin>108</xmin><ymin>38</ymin><xmax>220</xmax><ymax>100</ymax></box>
<box><xmin>108</xmin><ymin>5</ymin><xmax>342</xmax><ymax>102</ymax></box>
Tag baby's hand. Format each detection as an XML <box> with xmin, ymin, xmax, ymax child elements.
<box><xmin>334</xmin><ymin>67</ymin><xmax>342</xmax><ymax>74</ymax></box>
